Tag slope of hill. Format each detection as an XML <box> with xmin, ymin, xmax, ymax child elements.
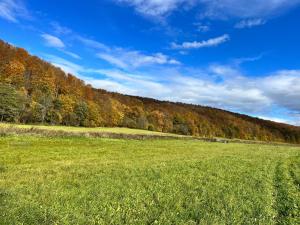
<box><xmin>0</xmin><ymin>39</ymin><xmax>299</xmax><ymax>143</ymax></box>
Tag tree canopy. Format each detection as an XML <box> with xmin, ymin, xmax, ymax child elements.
<box><xmin>0</xmin><ymin>39</ymin><xmax>299</xmax><ymax>143</ymax></box>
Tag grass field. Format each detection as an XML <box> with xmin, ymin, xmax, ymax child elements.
<box><xmin>0</xmin><ymin>123</ymin><xmax>181</xmax><ymax>136</ymax></box>
<box><xmin>1</xmin><ymin>134</ymin><xmax>299</xmax><ymax>224</ymax></box>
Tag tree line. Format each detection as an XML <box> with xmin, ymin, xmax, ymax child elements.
<box><xmin>0</xmin><ymin>39</ymin><xmax>300</xmax><ymax>143</ymax></box>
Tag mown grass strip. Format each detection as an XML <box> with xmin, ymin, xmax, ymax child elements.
<box><xmin>274</xmin><ymin>160</ymin><xmax>300</xmax><ymax>224</ymax></box>
<box><xmin>289</xmin><ymin>157</ymin><xmax>300</xmax><ymax>190</ymax></box>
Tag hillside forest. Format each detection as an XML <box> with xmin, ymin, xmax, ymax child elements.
<box><xmin>0</xmin><ymin>40</ymin><xmax>300</xmax><ymax>143</ymax></box>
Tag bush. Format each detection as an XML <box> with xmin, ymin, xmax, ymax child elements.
<box><xmin>148</xmin><ymin>124</ymin><xmax>155</xmax><ymax>131</ymax></box>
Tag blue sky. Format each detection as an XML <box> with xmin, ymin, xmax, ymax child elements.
<box><xmin>1</xmin><ymin>0</ymin><xmax>300</xmax><ymax>125</ymax></box>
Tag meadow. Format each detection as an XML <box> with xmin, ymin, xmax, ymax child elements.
<box><xmin>0</xmin><ymin>123</ymin><xmax>180</xmax><ymax>136</ymax></box>
<box><xmin>0</xmin><ymin>130</ymin><xmax>299</xmax><ymax>224</ymax></box>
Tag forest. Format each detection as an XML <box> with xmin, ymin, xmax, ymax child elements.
<box><xmin>0</xmin><ymin>39</ymin><xmax>300</xmax><ymax>143</ymax></box>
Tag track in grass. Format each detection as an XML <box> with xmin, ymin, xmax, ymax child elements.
<box><xmin>273</xmin><ymin>159</ymin><xmax>300</xmax><ymax>224</ymax></box>
<box><xmin>0</xmin><ymin>136</ymin><xmax>299</xmax><ymax>224</ymax></box>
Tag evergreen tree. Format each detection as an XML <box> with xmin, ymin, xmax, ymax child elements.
<box><xmin>0</xmin><ymin>83</ymin><xmax>24</xmax><ymax>122</ymax></box>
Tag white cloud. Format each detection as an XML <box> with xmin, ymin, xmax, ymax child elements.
<box><xmin>232</xmin><ymin>54</ymin><xmax>264</xmax><ymax>65</ymax></box>
<box><xmin>115</xmin><ymin>0</ymin><xmax>193</xmax><ymax>18</ymax></box>
<box><xmin>171</xmin><ymin>34</ymin><xmax>230</xmax><ymax>50</ymax></box>
<box><xmin>90</xmin><ymin>69</ymin><xmax>168</xmax><ymax>96</ymax></box>
<box><xmin>76</xmin><ymin>36</ymin><xmax>110</xmax><ymax>51</ymax></box>
<box><xmin>97</xmin><ymin>50</ymin><xmax>180</xmax><ymax>69</ymax></box>
<box><xmin>44</xmin><ymin>54</ymin><xmax>84</xmax><ymax>75</ymax></box>
<box><xmin>201</xmin><ymin>0</ymin><xmax>300</xmax><ymax>19</ymax></box>
<box><xmin>261</xmin><ymin>70</ymin><xmax>300</xmax><ymax>111</ymax></box>
<box><xmin>76</xmin><ymin>36</ymin><xmax>180</xmax><ymax>69</ymax></box>
<box><xmin>0</xmin><ymin>0</ymin><xmax>30</xmax><ymax>22</ymax></box>
<box><xmin>209</xmin><ymin>64</ymin><xmax>242</xmax><ymax>79</ymax></box>
<box><xmin>41</xmin><ymin>34</ymin><xmax>80</xmax><ymax>59</ymax></box>
<box><xmin>60</xmin><ymin>50</ymin><xmax>81</xmax><ymax>59</ymax></box>
<box><xmin>43</xmin><ymin>55</ymin><xmax>164</xmax><ymax>95</ymax></box>
<box><xmin>50</xmin><ymin>22</ymin><xmax>72</xmax><ymax>35</ymax></box>
<box><xmin>41</xmin><ymin>34</ymin><xmax>65</xmax><ymax>48</ymax></box>
<box><xmin>41</xmin><ymin>31</ymin><xmax>179</xmax><ymax>67</ymax></box>
<box><xmin>97</xmin><ymin>53</ymin><xmax>129</xmax><ymax>69</ymax></box>
<box><xmin>205</xmin><ymin>66</ymin><xmax>300</xmax><ymax>115</ymax></box>
<box><xmin>258</xmin><ymin>116</ymin><xmax>290</xmax><ymax>124</ymax></box>
<box><xmin>235</xmin><ymin>18</ymin><xmax>266</xmax><ymax>29</ymax></box>
<box><xmin>162</xmin><ymin>74</ymin><xmax>270</xmax><ymax>112</ymax></box>
<box><xmin>82</xmin><ymin>76</ymin><xmax>137</xmax><ymax>94</ymax></box>
<box><xmin>194</xmin><ymin>22</ymin><xmax>210</xmax><ymax>32</ymax></box>
<box><xmin>114</xmin><ymin>0</ymin><xmax>300</xmax><ymax>20</ymax></box>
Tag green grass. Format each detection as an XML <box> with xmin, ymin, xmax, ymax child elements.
<box><xmin>0</xmin><ymin>136</ymin><xmax>299</xmax><ymax>224</ymax></box>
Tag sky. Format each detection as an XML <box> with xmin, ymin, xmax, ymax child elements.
<box><xmin>1</xmin><ymin>0</ymin><xmax>300</xmax><ymax>125</ymax></box>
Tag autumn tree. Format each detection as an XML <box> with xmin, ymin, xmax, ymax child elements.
<box><xmin>0</xmin><ymin>59</ymin><xmax>25</xmax><ymax>88</ymax></box>
<box><xmin>0</xmin><ymin>40</ymin><xmax>299</xmax><ymax>144</ymax></box>
<box><xmin>86</xmin><ymin>101</ymin><xmax>102</xmax><ymax>127</ymax></box>
<box><xmin>148</xmin><ymin>110</ymin><xmax>165</xmax><ymax>132</ymax></box>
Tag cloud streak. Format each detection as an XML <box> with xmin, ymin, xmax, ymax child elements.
<box><xmin>115</xmin><ymin>0</ymin><xmax>192</xmax><ymax>18</ymax></box>
<box><xmin>41</xmin><ymin>34</ymin><xmax>80</xmax><ymax>59</ymax></box>
<box><xmin>194</xmin><ymin>22</ymin><xmax>210</xmax><ymax>32</ymax></box>
<box><xmin>76</xmin><ymin>36</ymin><xmax>180</xmax><ymax>69</ymax></box>
<box><xmin>0</xmin><ymin>0</ymin><xmax>30</xmax><ymax>22</ymax></box>
<box><xmin>50</xmin><ymin>22</ymin><xmax>72</xmax><ymax>35</ymax></box>
<box><xmin>41</xmin><ymin>34</ymin><xmax>65</xmax><ymax>48</ymax></box>
<box><xmin>235</xmin><ymin>18</ymin><xmax>266</xmax><ymax>29</ymax></box>
<box><xmin>97</xmin><ymin>51</ymin><xmax>180</xmax><ymax>69</ymax></box>
<box><xmin>114</xmin><ymin>0</ymin><xmax>300</xmax><ymax>20</ymax></box>
<box><xmin>171</xmin><ymin>34</ymin><xmax>230</xmax><ymax>50</ymax></box>
<box><xmin>201</xmin><ymin>0</ymin><xmax>300</xmax><ymax>19</ymax></box>
<box><xmin>44</xmin><ymin>54</ymin><xmax>84</xmax><ymax>75</ymax></box>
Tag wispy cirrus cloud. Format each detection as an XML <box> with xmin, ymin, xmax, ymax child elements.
<box><xmin>194</xmin><ymin>22</ymin><xmax>210</xmax><ymax>32</ymax></box>
<box><xmin>235</xmin><ymin>18</ymin><xmax>266</xmax><ymax>29</ymax></box>
<box><xmin>60</xmin><ymin>50</ymin><xmax>81</xmax><ymax>60</ymax></box>
<box><xmin>43</xmin><ymin>54</ymin><xmax>159</xmax><ymax>95</ymax></box>
<box><xmin>97</xmin><ymin>51</ymin><xmax>180</xmax><ymax>69</ymax></box>
<box><xmin>41</xmin><ymin>34</ymin><xmax>81</xmax><ymax>59</ymax></box>
<box><xmin>0</xmin><ymin>0</ymin><xmax>30</xmax><ymax>22</ymax></box>
<box><xmin>76</xmin><ymin>36</ymin><xmax>180</xmax><ymax>69</ymax></box>
<box><xmin>97</xmin><ymin>53</ymin><xmax>128</xmax><ymax>69</ymax></box>
<box><xmin>76</xmin><ymin>36</ymin><xmax>110</xmax><ymax>51</ymax></box>
<box><xmin>50</xmin><ymin>22</ymin><xmax>72</xmax><ymax>35</ymax></box>
<box><xmin>40</xmin><ymin>25</ymin><xmax>180</xmax><ymax>67</ymax></box>
<box><xmin>115</xmin><ymin>0</ymin><xmax>193</xmax><ymax>18</ymax></box>
<box><xmin>231</xmin><ymin>54</ymin><xmax>265</xmax><ymax>66</ymax></box>
<box><xmin>41</xmin><ymin>34</ymin><xmax>65</xmax><ymax>48</ymax></box>
<box><xmin>171</xmin><ymin>34</ymin><xmax>230</xmax><ymax>50</ymax></box>
<box><xmin>201</xmin><ymin>0</ymin><xmax>300</xmax><ymax>19</ymax></box>
<box><xmin>114</xmin><ymin>0</ymin><xmax>300</xmax><ymax>21</ymax></box>
<box><xmin>43</xmin><ymin>54</ymin><xmax>83</xmax><ymax>75</ymax></box>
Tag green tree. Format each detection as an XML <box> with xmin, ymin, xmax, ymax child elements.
<box><xmin>0</xmin><ymin>84</ymin><xmax>24</xmax><ymax>122</ymax></box>
<box><xmin>74</xmin><ymin>101</ymin><xmax>88</xmax><ymax>126</ymax></box>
